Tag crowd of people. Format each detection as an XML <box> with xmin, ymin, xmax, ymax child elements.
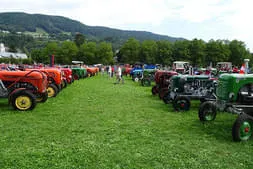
<box><xmin>104</xmin><ymin>65</ymin><xmax>124</xmax><ymax>84</ymax></box>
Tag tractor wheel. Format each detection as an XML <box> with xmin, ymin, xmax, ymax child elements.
<box><xmin>73</xmin><ymin>74</ymin><xmax>79</xmax><ymax>80</ymax></box>
<box><xmin>173</xmin><ymin>96</ymin><xmax>190</xmax><ymax>111</ymax></box>
<box><xmin>11</xmin><ymin>90</ymin><xmax>36</xmax><ymax>111</ymax></box>
<box><xmin>71</xmin><ymin>77</ymin><xmax>75</xmax><ymax>83</ymax></box>
<box><xmin>159</xmin><ymin>88</ymin><xmax>168</xmax><ymax>100</ymax></box>
<box><xmin>198</xmin><ymin>101</ymin><xmax>217</xmax><ymax>121</ymax></box>
<box><xmin>151</xmin><ymin>86</ymin><xmax>158</xmax><ymax>95</ymax></box>
<box><xmin>36</xmin><ymin>92</ymin><xmax>48</xmax><ymax>103</ymax></box>
<box><xmin>141</xmin><ymin>78</ymin><xmax>151</xmax><ymax>86</ymax></box>
<box><xmin>62</xmin><ymin>79</ymin><xmax>67</xmax><ymax>88</ymax></box>
<box><xmin>163</xmin><ymin>92</ymin><xmax>171</xmax><ymax>104</ymax></box>
<box><xmin>133</xmin><ymin>77</ymin><xmax>139</xmax><ymax>82</ymax></box>
<box><xmin>232</xmin><ymin>113</ymin><xmax>253</xmax><ymax>141</ymax></box>
<box><xmin>47</xmin><ymin>84</ymin><xmax>58</xmax><ymax>97</ymax></box>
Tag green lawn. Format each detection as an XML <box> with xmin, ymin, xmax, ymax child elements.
<box><xmin>0</xmin><ymin>75</ymin><xmax>252</xmax><ymax>169</ymax></box>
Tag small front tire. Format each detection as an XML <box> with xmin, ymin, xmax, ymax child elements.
<box><xmin>36</xmin><ymin>92</ymin><xmax>48</xmax><ymax>103</ymax></box>
<box><xmin>173</xmin><ymin>96</ymin><xmax>191</xmax><ymax>111</ymax></box>
<box><xmin>198</xmin><ymin>101</ymin><xmax>217</xmax><ymax>121</ymax></box>
<box><xmin>47</xmin><ymin>84</ymin><xmax>58</xmax><ymax>97</ymax></box>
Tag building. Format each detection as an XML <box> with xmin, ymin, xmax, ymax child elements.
<box><xmin>0</xmin><ymin>43</ymin><xmax>28</xmax><ymax>59</ymax></box>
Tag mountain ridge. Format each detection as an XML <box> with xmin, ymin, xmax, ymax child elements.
<box><xmin>0</xmin><ymin>12</ymin><xmax>184</xmax><ymax>43</ymax></box>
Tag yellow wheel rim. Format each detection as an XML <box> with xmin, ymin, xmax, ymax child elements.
<box><xmin>47</xmin><ymin>87</ymin><xmax>55</xmax><ymax>97</ymax></box>
<box><xmin>15</xmin><ymin>95</ymin><xmax>32</xmax><ymax>110</ymax></box>
<box><xmin>36</xmin><ymin>96</ymin><xmax>43</xmax><ymax>102</ymax></box>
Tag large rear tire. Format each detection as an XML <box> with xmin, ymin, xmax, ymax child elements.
<box><xmin>232</xmin><ymin>113</ymin><xmax>253</xmax><ymax>141</ymax></box>
<box><xmin>198</xmin><ymin>101</ymin><xmax>217</xmax><ymax>121</ymax></box>
<box><xmin>11</xmin><ymin>90</ymin><xmax>36</xmax><ymax>111</ymax></box>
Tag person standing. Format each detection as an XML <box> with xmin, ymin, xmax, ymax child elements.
<box><xmin>108</xmin><ymin>65</ymin><xmax>112</xmax><ymax>78</ymax></box>
<box><xmin>116</xmin><ymin>66</ymin><xmax>124</xmax><ymax>84</ymax></box>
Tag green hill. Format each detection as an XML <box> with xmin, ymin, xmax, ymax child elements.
<box><xmin>0</xmin><ymin>12</ymin><xmax>184</xmax><ymax>43</ymax></box>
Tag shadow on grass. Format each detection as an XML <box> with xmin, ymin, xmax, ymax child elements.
<box><xmin>0</xmin><ymin>102</ymin><xmax>10</xmax><ymax>110</ymax></box>
<box><xmin>191</xmin><ymin>114</ymin><xmax>238</xmax><ymax>142</ymax></box>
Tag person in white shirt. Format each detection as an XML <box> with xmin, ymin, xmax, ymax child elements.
<box><xmin>115</xmin><ymin>65</ymin><xmax>124</xmax><ymax>84</ymax></box>
<box><xmin>108</xmin><ymin>65</ymin><xmax>112</xmax><ymax>78</ymax></box>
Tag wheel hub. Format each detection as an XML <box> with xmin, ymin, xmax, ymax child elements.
<box><xmin>240</xmin><ymin>121</ymin><xmax>252</xmax><ymax>138</ymax></box>
<box><xmin>16</xmin><ymin>96</ymin><xmax>32</xmax><ymax>110</ymax></box>
<box><xmin>245</xmin><ymin>127</ymin><xmax>249</xmax><ymax>133</ymax></box>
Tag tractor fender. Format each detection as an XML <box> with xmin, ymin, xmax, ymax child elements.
<box><xmin>8</xmin><ymin>88</ymin><xmax>28</xmax><ymax>104</ymax></box>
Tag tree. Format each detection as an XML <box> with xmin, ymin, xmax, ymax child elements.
<box><xmin>140</xmin><ymin>40</ymin><xmax>157</xmax><ymax>64</ymax></box>
<box><xmin>41</xmin><ymin>42</ymin><xmax>59</xmax><ymax>64</ymax></box>
<box><xmin>96</xmin><ymin>42</ymin><xmax>114</xmax><ymax>64</ymax></box>
<box><xmin>188</xmin><ymin>39</ymin><xmax>206</xmax><ymax>67</ymax></box>
<box><xmin>172</xmin><ymin>40</ymin><xmax>191</xmax><ymax>62</ymax></box>
<box><xmin>57</xmin><ymin>41</ymin><xmax>78</xmax><ymax>64</ymax></box>
<box><xmin>205</xmin><ymin>40</ymin><xmax>230</xmax><ymax>65</ymax></box>
<box><xmin>79</xmin><ymin>42</ymin><xmax>97</xmax><ymax>64</ymax></box>
<box><xmin>119</xmin><ymin>38</ymin><xmax>140</xmax><ymax>64</ymax></box>
<box><xmin>229</xmin><ymin>40</ymin><xmax>251</xmax><ymax>66</ymax></box>
<box><xmin>156</xmin><ymin>40</ymin><xmax>173</xmax><ymax>65</ymax></box>
<box><xmin>31</xmin><ymin>49</ymin><xmax>45</xmax><ymax>63</ymax></box>
<box><xmin>74</xmin><ymin>33</ymin><xmax>85</xmax><ymax>47</ymax></box>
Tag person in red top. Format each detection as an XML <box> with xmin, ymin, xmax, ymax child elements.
<box><xmin>111</xmin><ymin>66</ymin><xmax>114</xmax><ymax>77</ymax></box>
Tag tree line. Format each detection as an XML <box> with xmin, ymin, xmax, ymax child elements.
<box><xmin>118</xmin><ymin>38</ymin><xmax>252</xmax><ymax>67</ymax></box>
<box><xmin>1</xmin><ymin>33</ymin><xmax>252</xmax><ymax>67</ymax></box>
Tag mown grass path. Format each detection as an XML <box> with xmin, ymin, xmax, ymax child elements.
<box><xmin>0</xmin><ymin>75</ymin><xmax>252</xmax><ymax>168</ymax></box>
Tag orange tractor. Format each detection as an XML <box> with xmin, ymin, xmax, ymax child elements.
<box><xmin>26</xmin><ymin>68</ymin><xmax>63</xmax><ymax>97</ymax></box>
<box><xmin>0</xmin><ymin>70</ymin><xmax>48</xmax><ymax>110</ymax></box>
<box><xmin>86</xmin><ymin>66</ymin><xmax>99</xmax><ymax>77</ymax></box>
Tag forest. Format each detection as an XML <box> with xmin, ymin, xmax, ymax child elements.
<box><xmin>0</xmin><ymin>32</ymin><xmax>252</xmax><ymax>67</ymax></box>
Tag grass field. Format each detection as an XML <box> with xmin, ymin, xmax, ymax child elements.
<box><xmin>0</xmin><ymin>75</ymin><xmax>252</xmax><ymax>169</ymax></box>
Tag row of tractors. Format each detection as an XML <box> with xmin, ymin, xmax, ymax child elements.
<box><xmin>148</xmin><ymin>59</ymin><xmax>253</xmax><ymax>142</ymax></box>
<box><xmin>0</xmin><ymin>64</ymin><xmax>99</xmax><ymax>111</ymax></box>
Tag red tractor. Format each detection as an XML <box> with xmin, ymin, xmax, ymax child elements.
<box><xmin>151</xmin><ymin>70</ymin><xmax>178</xmax><ymax>99</ymax></box>
<box><xmin>60</xmin><ymin>68</ymin><xmax>73</xmax><ymax>84</ymax></box>
<box><xmin>0</xmin><ymin>70</ymin><xmax>48</xmax><ymax>111</ymax></box>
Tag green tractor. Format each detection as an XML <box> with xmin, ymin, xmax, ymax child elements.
<box><xmin>71</xmin><ymin>67</ymin><xmax>87</xmax><ymax>80</ymax></box>
<box><xmin>164</xmin><ymin>74</ymin><xmax>217</xmax><ymax>111</ymax></box>
<box><xmin>141</xmin><ymin>69</ymin><xmax>156</xmax><ymax>87</ymax></box>
<box><xmin>199</xmin><ymin>59</ymin><xmax>253</xmax><ymax>141</ymax></box>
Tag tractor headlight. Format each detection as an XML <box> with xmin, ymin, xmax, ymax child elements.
<box><xmin>229</xmin><ymin>92</ymin><xmax>234</xmax><ymax>99</ymax></box>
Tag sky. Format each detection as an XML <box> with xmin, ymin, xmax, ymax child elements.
<box><xmin>1</xmin><ymin>0</ymin><xmax>253</xmax><ymax>52</ymax></box>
